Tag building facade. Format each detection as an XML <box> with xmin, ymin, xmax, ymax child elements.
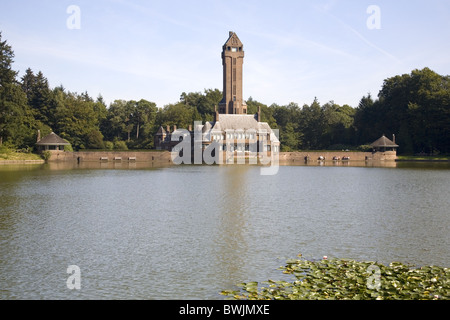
<box><xmin>155</xmin><ymin>32</ymin><xmax>279</xmax><ymax>159</ymax></box>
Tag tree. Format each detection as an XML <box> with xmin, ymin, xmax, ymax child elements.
<box><xmin>156</xmin><ymin>102</ymin><xmax>195</xmax><ymax>129</ymax></box>
<box><xmin>133</xmin><ymin>99</ymin><xmax>157</xmax><ymax>140</ymax></box>
<box><xmin>85</xmin><ymin>129</ymin><xmax>105</xmax><ymax>149</ymax></box>
<box><xmin>104</xmin><ymin>99</ymin><xmax>133</xmax><ymax>142</ymax></box>
<box><xmin>322</xmin><ymin>102</ymin><xmax>356</xmax><ymax>147</ymax></box>
<box><xmin>104</xmin><ymin>98</ymin><xmax>158</xmax><ymax>148</ymax></box>
<box><xmin>53</xmin><ymin>90</ymin><xmax>102</xmax><ymax>150</ymax></box>
<box><xmin>246</xmin><ymin>97</ymin><xmax>277</xmax><ymax>128</ymax></box>
<box><xmin>280</xmin><ymin>122</ymin><xmax>302</xmax><ymax>151</ymax></box>
<box><xmin>180</xmin><ymin>89</ymin><xmax>222</xmax><ymax>122</ymax></box>
<box><xmin>300</xmin><ymin>98</ymin><xmax>326</xmax><ymax>149</ymax></box>
<box><xmin>356</xmin><ymin>68</ymin><xmax>450</xmax><ymax>154</ymax></box>
<box><xmin>23</xmin><ymin>70</ymin><xmax>53</xmax><ymax>125</ymax></box>
<box><xmin>0</xmin><ymin>32</ymin><xmax>36</xmax><ymax>148</ymax></box>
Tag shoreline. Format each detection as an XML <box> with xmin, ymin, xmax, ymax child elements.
<box><xmin>396</xmin><ymin>159</ymin><xmax>450</xmax><ymax>162</ymax></box>
<box><xmin>0</xmin><ymin>159</ymin><xmax>45</xmax><ymax>165</ymax></box>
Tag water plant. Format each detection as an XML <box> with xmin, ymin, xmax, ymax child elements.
<box><xmin>221</xmin><ymin>254</ymin><xmax>449</xmax><ymax>300</ymax></box>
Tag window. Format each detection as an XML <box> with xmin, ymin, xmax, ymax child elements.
<box><xmin>231</xmin><ymin>47</ymin><xmax>238</xmax><ymax>52</ymax></box>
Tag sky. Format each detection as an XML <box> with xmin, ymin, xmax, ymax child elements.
<box><xmin>1</xmin><ymin>0</ymin><xmax>449</xmax><ymax>109</ymax></box>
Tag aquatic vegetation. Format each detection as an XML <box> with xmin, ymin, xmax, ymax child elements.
<box><xmin>221</xmin><ymin>254</ymin><xmax>450</xmax><ymax>300</ymax></box>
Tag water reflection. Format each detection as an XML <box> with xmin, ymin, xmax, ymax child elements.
<box><xmin>279</xmin><ymin>160</ymin><xmax>399</xmax><ymax>168</ymax></box>
<box><xmin>44</xmin><ymin>161</ymin><xmax>172</xmax><ymax>171</ymax></box>
<box><xmin>214</xmin><ymin>167</ymin><xmax>250</xmax><ymax>286</ymax></box>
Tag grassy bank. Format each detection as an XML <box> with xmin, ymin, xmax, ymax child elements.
<box><xmin>397</xmin><ymin>155</ymin><xmax>450</xmax><ymax>161</ymax></box>
<box><xmin>0</xmin><ymin>147</ymin><xmax>43</xmax><ymax>161</ymax></box>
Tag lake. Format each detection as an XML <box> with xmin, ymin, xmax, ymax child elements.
<box><xmin>0</xmin><ymin>161</ymin><xmax>449</xmax><ymax>299</ymax></box>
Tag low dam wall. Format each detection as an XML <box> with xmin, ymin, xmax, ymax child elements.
<box><xmin>47</xmin><ymin>150</ymin><xmax>173</xmax><ymax>163</ymax></box>
<box><xmin>46</xmin><ymin>150</ymin><xmax>397</xmax><ymax>163</ymax></box>
<box><xmin>279</xmin><ymin>151</ymin><xmax>397</xmax><ymax>162</ymax></box>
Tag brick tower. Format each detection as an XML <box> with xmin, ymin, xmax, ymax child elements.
<box><xmin>218</xmin><ymin>31</ymin><xmax>247</xmax><ymax>114</ymax></box>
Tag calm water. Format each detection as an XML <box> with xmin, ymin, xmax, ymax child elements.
<box><xmin>0</xmin><ymin>161</ymin><xmax>449</xmax><ymax>299</ymax></box>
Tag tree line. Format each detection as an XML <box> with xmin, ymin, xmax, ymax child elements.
<box><xmin>1</xmin><ymin>33</ymin><xmax>448</xmax><ymax>154</ymax></box>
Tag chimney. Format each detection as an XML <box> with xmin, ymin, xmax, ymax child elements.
<box><xmin>37</xmin><ymin>130</ymin><xmax>41</xmax><ymax>142</ymax></box>
<box><xmin>215</xmin><ymin>105</ymin><xmax>219</xmax><ymax>122</ymax></box>
<box><xmin>392</xmin><ymin>134</ymin><xmax>396</xmax><ymax>144</ymax></box>
<box><xmin>257</xmin><ymin>106</ymin><xmax>261</xmax><ymax>122</ymax></box>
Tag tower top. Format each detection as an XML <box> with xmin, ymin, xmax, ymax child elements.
<box><xmin>223</xmin><ymin>31</ymin><xmax>243</xmax><ymax>51</ymax></box>
<box><xmin>219</xmin><ymin>31</ymin><xmax>246</xmax><ymax>114</ymax></box>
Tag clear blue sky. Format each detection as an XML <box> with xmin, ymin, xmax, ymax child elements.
<box><xmin>1</xmin><ymin>0</ymin><xmax>449</xmax><ymax>108</ymax></box>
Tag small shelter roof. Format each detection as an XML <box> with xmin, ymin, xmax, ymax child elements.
<box><xmin>36</xmin><ymin>132</ymin><xmax>70</xmax><ymax>146</ymax></box>
<box><xmin>371</xmin><ymin>135</ymin><xmax>399</xmax><ymax>148</ymax></box>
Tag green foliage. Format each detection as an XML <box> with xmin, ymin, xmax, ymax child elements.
<box><xmin>156</xmin><ymin>102</ymin><xmax>196</xmax><ymax>129</ymax></box>
<box><xmin>357</xmin><ymin>144</ymin><xmax>373</xmax><ymax>152</ymax></box>
<box><xmin>85</xmin><ymin>130</ymin><xmax>105</xmax><ymax>149</ymax></box>
<box><xmin>21</xmin><ymin>68</ymin><xmax>53</xmax><ymax>125</ymax></box>
<box><xmin>354</xmin><ymin>68</ymin><xmax>450</xmax><ymax>154</ymax></box>
<box><xmin>53</xmin><ymin>91</ymin><xmax>102</xmax><ymax>150</ymax></box>
<box><xmin>103</xmin><ymin>99</ymin><xmax>158</xmax><ymax>145</ymax></box>
<box><xmin>246</xmin><ymin>97</ymin><xmax>277</xmax><ymax>128</ymax></box>
<box><xmin>104</xmin><ymin>141</ymin><xmax>114</xmax><ymax>150</ymax></box>
<box><xmin>221</xmin><ymin>254</ymin><xmax>450</xmax><ymax>300</ymax></box>
<box><xmin>41</xmin><ymin>151</ymin><xmax>51</xmax><ymax>161</ymax></box>
<box><xmin>0</xmin><ymin>32</ymin><xmax>37</xmax><ymax>148</ymax></box>
<box><xmin>63</xmin><ymin>142</ymin><xmax>73</xmax><ymax>152</ymax></box>
<box><xmin>180</xmin><ymin>89</ymin><xmax>222</xmax><ymax>122</ymax></box>
<box><xmin>113</xmin><ymin>139</ymin><xmax>128</xmax><ymax>150</ymax></box>
<box><xmin>280</xmin><ymin>122</ymin><xmax>302</xmax><ymax>151</ymax></box>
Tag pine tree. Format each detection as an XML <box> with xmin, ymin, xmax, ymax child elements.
<box><xmin>0</xmin><ymin>32</ymin><xmax>34</xmax><ymax>148</ymax></box>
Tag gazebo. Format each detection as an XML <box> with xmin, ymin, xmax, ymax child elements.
<box><xmin>371</xmin><ymin>135</ymin><xmax>399</xmax><ymax>152</ymax></box>
<box><xmin>36</xmin><ymin>132</ymin><xmax>70</xmax><ymax>152</ymax></box>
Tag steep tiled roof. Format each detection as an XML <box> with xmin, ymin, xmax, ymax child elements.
<box><xmin>36</xmin><ymin>132</ymin><xmax>70</xmax><ymax>146</ymax></box>
<box><xmin>371</xmin><ymin>135</ymin><xmax>399</xmax><ymax>148</ymax></box>
<box><xmin>156</xmin><ymin>126</ymin><xmax>166</xmax><ymax>135</ymax></box>
<box><xmin>204</xmin><ymin>114</ymin><xmax>279</xmax><ymax>143</ymax></box>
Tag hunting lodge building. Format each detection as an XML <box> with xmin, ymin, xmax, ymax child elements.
<box><xmin>155</xmin><ymin>32</ymin><xmax>280</xmax><ymax>157</ymax></box>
